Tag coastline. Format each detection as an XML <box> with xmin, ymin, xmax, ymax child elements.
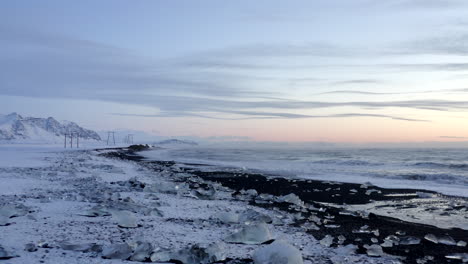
<box><xmin>0</xmin><ymin>145</ymin><xmax>466</xmax><ymax>263</ymax></box>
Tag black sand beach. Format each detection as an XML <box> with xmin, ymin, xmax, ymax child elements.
<box><xmin>100</xmin><ymin>145</ymin><xmax>468</xmax><ymax>264</ymax></box>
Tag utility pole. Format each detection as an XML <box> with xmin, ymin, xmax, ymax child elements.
<box><xmin>107</xmin><ymin>131</ymin><xmax>116</xmax><ymax>146</ymax></box>
<box><xmin>64</xmin><ymin>133</ymin><xmax>80</xmax><ymax>148</ymax></box>
<box><xmin>124</xmin><ymin>134</ymin><xmax>134</xmax><ymax>144</ymax></box>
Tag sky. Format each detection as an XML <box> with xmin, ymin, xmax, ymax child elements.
<box><xmin>1</xmin><ymin>0</ymin><xmax>468</xmax><ymax>143</ymax></box>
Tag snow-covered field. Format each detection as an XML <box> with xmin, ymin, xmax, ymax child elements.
<box><xmin>0</xmin><ymin>146</ymin><xmax>403</xmax><ymax>263</ymax></box>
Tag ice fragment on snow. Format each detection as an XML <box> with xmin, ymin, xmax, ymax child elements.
<box><xmin>111</xmin><ymin>210</ymin><xmax>138</xmax><ymax>228</ymax></box>
<box><xmin>59</xmin><ymin>242</ymin><xmax>102</xmax><ymax>253</ymax></box>
<box><xmin>365</xmin><ymin>244</ymin><xmax>384</xmax><ymax>257</ymax></box>
<box><xmin>102</xmin><ymin>243</ymin><xmax>132</xmax><ymax>260</ymax></box>
<box><xmin>150</xmin><ymin>247</ymin><xmax>173</xmax><ymax>262</ymax></box>
<box><xmin>215</xmin><ymin>212</ymin><xmax>239</xmax><ymax>224</ymax></box>
<box><xmin>277</xmin><ymin>193</ymin><xmax>303</xmax><ymax>206</ymax></box>
<box><xmin>24</xmin><ymin>243</ymin><xmax>37</xmax><ymax>252</ymax></box>
<box><xmin>0</xmin><ymin>245</ymin><xmax>16</xmax><ymax>259</ymax></box>
<box><xmin>320</xmin><ymin>235</ymin><xmax>334</xmax><ymax>247</ymax></box>
<box><xmin>171</xmin><ymin>243</ymin><xmax>227</xmax><ymax>264</ymax></box>
<box><xmin>130</xmin><ymin>241</ymin><xmax>153</xmax><ymax>262</ymax></box>
<box><xmin>253</xmin><ymin>240</ymin><xmax>303</xmax><ymax>264</ymax></box>
<box><xmin>224</xmin><ymin>223</ymin><xmax>273</xmax><ymax>244</ymax></box>
<box><xmin>78</xmin><ymin>205</ymin><xmax>111</xmax><ymax>217</ymax></box>
<box><xmin>239</xmin><ymin>209</ymin><xmax>273</xmax><ymax>224</ymax></box>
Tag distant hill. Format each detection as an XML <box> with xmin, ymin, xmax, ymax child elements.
<box><xmin>155</xmin><ymin>139</ymin><xmax>198</xmax><ymax>146</ymax></box>
<box><xmin>0</xmin><ymin>112</ymin><xmax>101</xmax><ymax>143</ymax></box>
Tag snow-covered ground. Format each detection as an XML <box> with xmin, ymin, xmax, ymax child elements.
<box><xmin>0</xmin><ymin>146</ymin><xmax>405</xmax><ymax>263</ymax></box>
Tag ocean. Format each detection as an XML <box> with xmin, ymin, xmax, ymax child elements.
<box><xmin>142</xmin><ymin>147</ymin><xmax>468</xmax><ymax>197</ymax></box>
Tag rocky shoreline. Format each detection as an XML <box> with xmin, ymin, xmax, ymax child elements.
<box><xmin>104</xmin><ymin>145</ymin><xmax>468</xmax><ymax>264</ymax></box>
<box><xmin>0</xmin><ymin>145</ymin><xmax>466</xmax><ymax>263</ymax></box>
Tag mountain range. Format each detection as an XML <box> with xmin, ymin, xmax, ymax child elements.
<box><xmin>0</xmin><ymin>112</ymin><xmax>101</xmax><ymax>142</ymax></box>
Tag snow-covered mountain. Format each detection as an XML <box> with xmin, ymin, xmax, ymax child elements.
<box><xmin>0</xmin><ymin>112</ymin><xmax>101</xmax><ymax>143</ymax></box>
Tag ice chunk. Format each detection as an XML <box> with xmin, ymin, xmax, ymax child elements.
<box><xmin>438</xmin><ymin>235</ymin><xmax>457</xmax><ymax>246</ymax></box>
<box><xmin>216</xmin><ymin>212</ymin><xmax>239</xmax><ymax>224</ymax></box>
<box><xmin>337</xmin><ymin>235</ymin><xmax>346</xmax><ymax>244</ymax></box>
<box><xmin>0</xmin><ymin>245</ymin><xmax>17</xmax><ymax>260</ymax></box>
<box><xmin>0</xmin><ymin>204</ymin><xmax>30</xmax><ymax>219</ymax></box>
<box><xmin>78</xmin><ymin>205</ymin><xmax>111</xmax><ymax>217</ymax></box>
<box><xmin>445</xmin><ymin>253</ymin><xmax>468</xmax><ymax>262</ymax></box>
<box><xmin>416</xmin><ymin>192</ymin><xmax>434</xmax><ymax>198</ymax></box>
<box><xmin>130</xmin><ymin>241</ymin><xmax>153</xmax><ymax>262</ymax></box>
<box><xmin>111</xmin><ymin>210</ymin><xmax>138</xmax><ymax>228</ymax></box>
<box><xmin>59</xmin><ymin>242</ymin><xmax>102</xmax><ymax>252</ymax></box>
<box><xmin>193</xmin><ymin>185</ymin><xmax>217</xmax><ymax>200</ymax></box>
<box><xmin>424</xmin><ymin>234</ymin><xmax>438</xmax><ymax>244</ymax></box>
<box><xmin>24</xmin><ymin>243</ymin><xmax>37</xmax><ymax>252</ymax></box>
<box><xmin>380</xmin><ymin>240</ymin><xmax>393</xmax><ymax>248</ymax></box>
<box><xmin>144</xmin><ymin>181</ymin><xmax>178</xmax><ymax>194</ymax></box>
<box><xmin>171</xmin><ymin>243</ymin><xmax>226</xmax><ymax>264</ymax></box>
<box><xmin>239</xmin><ymin>209</ymin><xmax>273</xmax><ymax>224</ymax></box>
<box><xmin>224</xmin><ymin>223</ymin><xmax>273</xmax><ymax>244</ymax></box>
<box><xmin>399</xmin><ymin>236</ymin><xmax>420</xmax><ymax>245</ymax></box>
<box><xmin>0</xmin><ymin>216</ymin><xmax>9</xmax><ymax>226</ymax></box>
<box><xmin>102</xmin><ymin>243</ymin><xmax>132</xmax><ymax>260</ymax></box>
<box><xmin>242</xmin><ymin>189</ymin><xmax>258</xmax><ymax>197</ymax></box>
<box><xmin>277</xmin><ymin>193</ymin><xmax>303</xmax><ymax>206</ymax></box>
<box><xmin>302</xmin><ymin>222</ymin><xmax>320</xmax><ymax>231</ymax></box>
<box><xmin>150</xmin><ymin>247</ymin><xmax>173</xmax><ymax>262</ymax></box>
<box><xmin>320</xmin><ymin>235</ymin><xmax>334</xmax><ymax>247</ymax></box>
<box><xmin>253</xmin><ymin>240</ymin><xmax>303</xmax><ymax>264</ymax></box>
<box><xmin>365</xmin><ymin>244</ymin><xmax>384</xmax><ymax>257</ymax></box>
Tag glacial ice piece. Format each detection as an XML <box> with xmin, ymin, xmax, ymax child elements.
<box><xmin>101</xmin><ymin>243</ymin><xmax>133</xmax><ymax>260</ymax></box>
<box><xmin>445</xmin><ymin>253</ymin><xmax>468</xmax><ymax>262</ymax></box>
<box><xmin>242</xmin><ymin>189</ymin><xmax>258</xmax><ymax>197</ymax></box>
<box><xmin>24</xmin><ymin>243</ymin><xmax>37</xmax><ymax>252</ymax></box>
<box><xmin>380</xmin><ymin>240</ymin><xmax>393</xmax><ymax>248</ymax></box>
<box><xmin>171</xmin><ymin>243</ymin><xmax>226</xmax><ymax>264</ymax></box>
<box><xmin>78</xmin><ymin>205</ymin><xmax>111</xmax><ymax>217</ymax></box>
<box><xmin>150</xmin><ymin>247</ymin><xmax>173</xmax><ymax>262</ymax></box>
<box><xmin>111</xmin><ymin>210</ymin><xmax>138</xmax><ymax>228</ymax></box>
<box><xmin>59</xmin><ymin>242</ymin><xmax>102</xmax><ymax>253</ymax></box>
<box><xmin>149</xmin><ymin>208</ymin><xmax>164</xmax><ymax>217</ymax></box>
<box><xmin>239</xmin><ymin>209</ymin><xmax>273</xmax><ymax>224</ymax></box>
<box><xmin>424</xmin><ymin>234</ymin><xmax>438</xmax><ymax>244</ymax></box>
<box><xmin>399</xmin><ymin>236</ymin><xmax>421</xmax><ymax>245</ymax></box>
<box><xmin>130</xmin><ymin>241</ymin><xmax>153</xmax><ymax>262</ymax></box>
<box><xmin>193</xmin><ymin>185</ymin><xmax>217</xmax><ymax>200</ymax></box>
<box><xmin>0</xmin><ymin>245</ymin><xmax>17</xmax><ymax>259</ymax></box>
<box><xmin>302</xmin><ymin>222</ymin><xmax>320</xmax><ymax>231</ymax></box>
<box><xmin>253</xmin><ymin>240</ymin><xmax>303</xmax><ymax>264</ymax></box>
<box><xmin>438</xmin><ymin>235</ymin><xmax>457</xmax><ymax>246</ymax></box>
<box><xmin>277</xmin><ymin>193</ymin><xmax>303</xmax><ymax>206</ymax></box>
<box><xmin>320</xmin><ymin>235</ymin><xmax>334</xmax><ymax>247</ymax></box>
<box><xmin>457</xmin><ymin>241</ymin><xmax>467</xmax><ymax>247</ymax></box>
<box><xmin>0</xmin><ymin>216</ymin><xmax>9</xmax><ymax>226</ymax></box>
<box><xmin>337</xmin><ymin>235</ymin><xmax>346</xmax><ymax>244</ymax></box>
<box><xmin>416</xmin><ymin>192</ymin><xmax>434</xmax><ymax>198</ymax></box>
<box><xmin>0</xmin><ymin>204</ymin><xmax>30</xmax><ymax>219</ymax></box>
<box><xmin>224</xmin><ymin>223</ymin><xmax>273</xmax><ymax>244</ymax></box>
<box><xmin>216</xmin><ymin>212</ymin><xmax>240</xmax><ymax>224</ymax></box>
<box><xmin>144</xmin><ymin>181</ymin><xmax>178</xmax><ymax>194</ymax></box>
<box><xmin>365</xmin><ymin>244</ymin><xmax>384</xmax><ymax>257</ymax></box>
